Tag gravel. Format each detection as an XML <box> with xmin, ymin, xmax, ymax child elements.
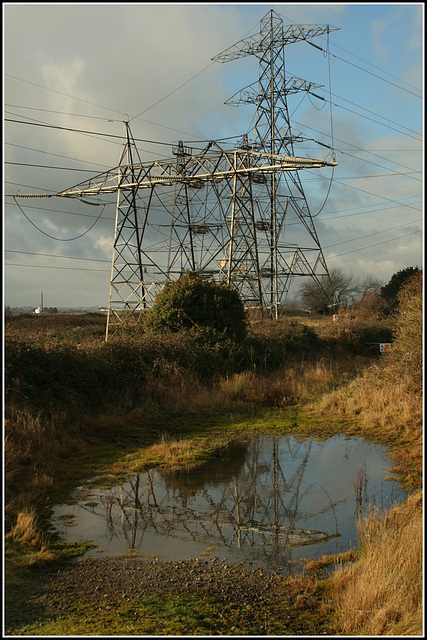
<box><xmin>5</xmin><ymin>557</ymin><xmax>330</xmax><ymax>635</ymax></box>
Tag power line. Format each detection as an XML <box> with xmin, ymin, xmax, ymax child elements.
<box><xmin>5</xmin><ymin>162</ymin><xmax>102</xmax><ymax>173</ymax></box>
<box><xmin>5</xmin><ymin>73</ymin><xmax>125</xmax><ymax>117</ymax></box>
<box><xmin>308</xmin><ymin>90</ymin><xmax>422</xmax><ymax>141</ymax></box>
<box><xmin>307</xmin><ymin>41</ymin><xmax>422</xmax><ymax>99</ymax></box>
<box><xmin>13</xmin><ymin>196</ymin><xmax>106</xmax><ymax>241</ymax></box>
<box><xmin>303</xmin><ymin>170</ymin><xmax>421</xmax><ymax>182</ymax></box>
<box><xmin>316</xmin><ymin>198</ymin><xmax>422</xmax><ymax>222</ymax></box>
<box><xmin>130</xmin><ymin>62</ymin><xmax>216</xmax><ymax>121</ymax></box>
<box><xmin>7</xmin><ymin>213</ymin><xmax>421</xmax><ymax>263</ymax></box>
<box><xmin>5</xmin><ymin>199</ymin><xmax>116</xmax><ymax>220</ymax></box>
<box><xmin>4</xmin><ymin>142</ymin><xmax>111</xmax><ymax>169</ymax></box>
<box><xmin>4</xmin><ymin>117</ymin><xmax>193</xmax><ymax>150</ymax></box>
<box><xmin>324</xmin><ymin>217</ymin><xmax>422</xmax><ymax>249</ymax></box>
<box><xmin>296</xmin><ymin>120</ymin><xmax>422</xmax><ymax>178</ymax></box>
<box><xmin>6</xmin><ymin>228</ymin><xmax>421</xmax><ymax>274</ymax></box>
<box><xmin>4</xmin><ymin>262</ymin><xmax>109</xmax><ymax>273</ymax></box>
<box><xmin>326</xmin><ymin>39</ymin><xmax>422</xmax><ymax>95</ymax></box>
<box><xmin>323</xmin><ymin>175</ymin><xmax>422</xmax><ymax>213</ymax></box>
<box><xmin>5</xmin><ymin>249</ymin><xmax>110</xmax><ymax>263</ymax></box>
<box><xmin>5</xmin><ymin>104</ymin><xmax>202</xmax><ymax>141</ymax></box>
<box><xmin>327</xmin><ymin>230</ymin><xmax>422</xmax><ymax>260</ymax></box>
<box><xmin>5</xmin><ymin>74</ymin><xmax>208</xmax><ymax>142</ymax></box>
<box><xmin>5</xmin><ymin>103</ymin><xmax>122</xmax><ymax>123</ymax></box>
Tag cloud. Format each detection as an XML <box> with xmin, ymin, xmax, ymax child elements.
<box><xmin>94</xmin><ymin>234</ymin><xmax>114</xmax><ymax>257</ymax></box>
<box><xmin>4</xmin><ymin>4</ymin><xmax>422</xmax><ymax>308</ymax></box>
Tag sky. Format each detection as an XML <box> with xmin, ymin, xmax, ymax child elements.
<box><xmin>3</xmin><ymin>2</ymin><xmax>424</xmax><ymax>309</ymax></box>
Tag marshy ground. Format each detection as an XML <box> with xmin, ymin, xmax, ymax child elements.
<box><xmin>5</xmin><ymin>556</ymin><xmax>334</xmax><ymax>636</ymax></box>
<box><xmin>4</xmin><ymin>284</ymin><xmax>423</xmax><ymax>636</ymax></box>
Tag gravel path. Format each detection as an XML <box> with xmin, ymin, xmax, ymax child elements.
<box><xmin>5</xmin><ymin>557</ymin><xmax>332</xmax><ymax>635</ymax></box>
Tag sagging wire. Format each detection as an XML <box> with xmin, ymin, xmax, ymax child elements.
<box><xmin>13</xmin><ymin>195</ymin><xmax>106</xmax><ymax>241</ymax></box>
<box><xmin>327</xmin><ymin>27</ymin><xmax>336</xmax><ymax>160</ymax></box>
<box><xmin>309</xmin><ymin>29</ymin><xmax>336</xmax><ymax>218</ymax></box>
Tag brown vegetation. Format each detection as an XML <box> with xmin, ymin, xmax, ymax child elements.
<box><xmin>315</xmin><ymin>271</ymin><xmax>423</xmax><ymax>635</ymax></box>
<box><xmin>4</xmin><ymin>272</ymin><xmax>423</xmax><ymax>635</ymax></box>
<box><xmin>328</xmin><ymin>492</ymin><xmax>423</xmax><ymax>636</ymax></box>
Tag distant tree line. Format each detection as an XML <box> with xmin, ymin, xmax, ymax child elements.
<box><xmin>41</xmin><ymin>307</ymin><xmax>59</xmax><ymax>314</ymax></box>
<box><xmin>296</xmin><ymin>266</ymin><xmax>421</xmax><ymax>316</ymax></box>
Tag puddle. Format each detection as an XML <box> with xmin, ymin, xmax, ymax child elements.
<box><xmin>51</xmin><ymin>434</ymin><xmax>406</xmax><ymax>575</ymax></box>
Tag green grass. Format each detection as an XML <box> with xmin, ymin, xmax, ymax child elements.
<box><xmin>4</xmin><ymin>303</ymin><xmax>421</xmax><ymax>636</ymax></box>
<box><xmin>7</xmin><ymin>585</ymin><xmax>331</xmax><ymax>636</ymax></box>
<box><xmin>10</xmin><ymin>594</ymin><xmax>230</xmax><ymax>636</ymax></box>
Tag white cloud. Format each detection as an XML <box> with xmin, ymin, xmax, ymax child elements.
<box><xmin>94</xmin><ymin>234</ymin><xmax>114</xmax><ymax>257</ymax></box>
<box><xmin>4</xmin><ymin>4</ymin><xmax>422</xmax><ymax>307</ymax></box>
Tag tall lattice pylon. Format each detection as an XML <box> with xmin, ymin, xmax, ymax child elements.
<box><xmin>212</xmin><ymin>9</ymin><xmax>339</xmax><ymax>316</ymax></box>
<box><xmin>15</xmin><ymin>9</ymin><xmax>340</xmax><ymax>336</ymax></box>
<box><xmin>105</xmin><ymin>121</ymin><xmax>150</xmax><ymax>339</ymax></box>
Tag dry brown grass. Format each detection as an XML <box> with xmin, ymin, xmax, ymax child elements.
<box><xmin>313</xmin><ymin>352</ymin><xmax>422</xmax><ymax>492</ymax></box>
<box><xmin>4</xmin><ymin>407</ymin><xmax>86</xmax><ymax>526</ymax></box>
<box><xmin>140</xmin><ymin>356</ymin><xmax>365</xmax><ymax>415</ymax></box>
<box><xmin>4</xmin><ymin>410</ymin><xmax>57</xmax><ymax>514</ymax></box>
<box><xmin>318</xmin><ymin>273</ymin><xmax>423</xmax><ymax>635</ymax></box>
<box><xmin>328</xmin><ymin>492</ymin><xmax>423</xmax><ymax>636</ymax></box>
<box><xmin>317</xmin><ymin>361</ymin><xmax>421</xmax><ymax>431</ymax></box>
<box><xmin>6</xmin><ymin>510</ymin><xmax>57</xmax><ymax>566</ymax></box>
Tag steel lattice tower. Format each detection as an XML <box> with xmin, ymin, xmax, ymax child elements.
<box><xmin>211</xmin><ymin>10</ymin><xmax>339</xmax><ymax>316</ymax></box>
<box><xmin>105</xmin><ymin>121</ymin><xmax>148</xmax><ymax>338</ymax></box>
<box><xmin>16</xmin><ymin>10</ymin><xmax>339</xmax><ymax>339</ymax></box>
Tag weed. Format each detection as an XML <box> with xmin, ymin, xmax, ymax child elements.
<box><xmin>354</xmin><ymin>460</ymin><xmax>368</xmax><ymax>508</ymax></box>
<box><xmin>4</xmin><ymin>302</ymin><xmax>422</xmax><ymax>636</ymax></box>
<box><xmin>328</xmin><ymin>492</ymin><xmax>423</xmax><ymax>636</ymax></box>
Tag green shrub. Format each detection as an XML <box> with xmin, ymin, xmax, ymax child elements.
<box><xmin>380</xmin><ymin>266</ymin><xmax>421</xmax><ymax>312</ymax></box>
<box><xmin>144</xmin><ymin>273</ymin><xmax>247</xmax><ymax>342</ymax></box>
<box><xmin>387</xmin><ymin>271</ymin><xmax>423</xmax><ymax>392</ymax></box>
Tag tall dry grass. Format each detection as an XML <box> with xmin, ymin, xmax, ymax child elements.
<box><xmin>319</xmin><ymin>272</ymin><xmax>423</xmax><ymax>635</ymax></box>
<box><xmin>315</xmin><ymin>363</ymin><xmax>422</xmax><ymax>489</ymax></box>
<box><xmin>314</xmin><ymin>272</ymin><xmax>423</xmax><ymax>489</ymax></box>
<box><xmin>142</xmin><ymin>356</ymin><xmax>368</xmax><ymax>414</ymax></box>
<box><xmin>5</xmin><ymin>409</ymin><xmax>58</xmax><ymax>516</ymax></box>
<box><xmin>329</xmin><ymin>492</ymin><xmax>423</xmax><ymax>636</ymax></box>
<box><xmin>4</xmin><ymin>406</ymin><xmax>86</xmax><ymax>533</ymax></box>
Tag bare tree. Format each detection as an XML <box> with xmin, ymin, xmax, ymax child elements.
<box><xmin>298</xmin><ymin>268</ymin><xmax>363</xmax><ymax>314</ymax></box>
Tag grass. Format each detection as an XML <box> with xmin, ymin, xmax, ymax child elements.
<box><xmin>327</xmin><ymin>492</ymin><xmax>423</xmax><ymax>636</ymax></box>
<box><xmin>4</xmin><ymin>287</ymin><xmax>422</xmax><ymax>636</ymax></box>
<box><xmin>7</xmin><ymin>584</ymin><xmax>330</xmax><ymax>636</ymax></box>
<box><xmin>314</xmin><ymin>273</ymin><xmax>423</xmax><ymax>635</ymax></box>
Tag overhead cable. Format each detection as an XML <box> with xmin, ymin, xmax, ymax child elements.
<box><xmin>13</xmin><ymin>196</ymin><xmax>106</xmax><ymax>241</ymax></box>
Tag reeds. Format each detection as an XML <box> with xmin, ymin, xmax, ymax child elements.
<box><xmin>329</xmin><ymin>492</ymin><xmax>423</xmax><ymax>636</ymax></box>
<box><xmin>5</xmin><ymin>409</ymin><xmax>58</xmax><ymax>516</ymax></box>
<box><xmin>319</xmin><ymin>272</ymin><xmax>423</xmax><ymax>635</ymax></box>
<box><xmin>4</xmin><ymin>303</ymin><xmax>422</xmax><ymax>637</ymax></box>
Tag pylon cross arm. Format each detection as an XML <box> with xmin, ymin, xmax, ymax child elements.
<box><xmin>212</xmin><ymin>23</ymin><xmax>339</xmax><ymax>63</ymax></box>
<box><xmin>16</xmin><ymin>150</ymin><xmax>335</xmax><ymax>200</ymax></box>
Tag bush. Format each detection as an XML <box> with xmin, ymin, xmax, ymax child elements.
<box><xmin>386</xmin><ymin>270</ymin><xmax>422</xmax><ymax>392</ymax></box>
<box><xmin>144</xmin><ymin>273</ymin><xmax>247</xmax><ymax>342</ymax></box>
<box><xmin>380</xmin><ymin>266</ymin><xmax>421</xmax><ymax>312</ymax></box>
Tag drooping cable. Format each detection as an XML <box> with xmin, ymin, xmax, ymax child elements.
<box><xmin>13</xmin><ymin>196</ymin><xmax>106</xmax><ymax>241</ymax></box>
<box><xmin>327</xmin><ymin>28</ymin><xmax>335</xmax><ymax>159</ymax></box>
<box><xmin>310</xmin><ymin>30</ymin><xmax>335</xmax><ymax>218</ymax></box>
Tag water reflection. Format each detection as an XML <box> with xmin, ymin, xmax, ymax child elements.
<box><xmin>52</xmin><ymin>434</ymin><xmax>405</xmax><ymax>574</ymax></box>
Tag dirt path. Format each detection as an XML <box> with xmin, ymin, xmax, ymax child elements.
<box><xmin>5</xmin><ymin>557</ymin><xmax>333</xmax><ymax>635</ymax></box>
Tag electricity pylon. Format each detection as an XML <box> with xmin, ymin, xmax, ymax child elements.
<box><xmin>211</xmin><ymin>10</ymin><xmax>339</xmax><ymax>317</ymax></box>
<box><xmin>105</xmin><ymin>121</ymin><xmax>148</xmax><ymax>339</ymax></box>
<box><xmin>15</xmin><ymin>9</ymin><xmax>339</xmax><ymax>339</ymax></box>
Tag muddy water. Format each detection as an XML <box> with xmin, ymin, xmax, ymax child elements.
<box><xmin>52</xmin><ymin>434</ymin><xmax>405</xmax><ymax>575</ymax></box>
